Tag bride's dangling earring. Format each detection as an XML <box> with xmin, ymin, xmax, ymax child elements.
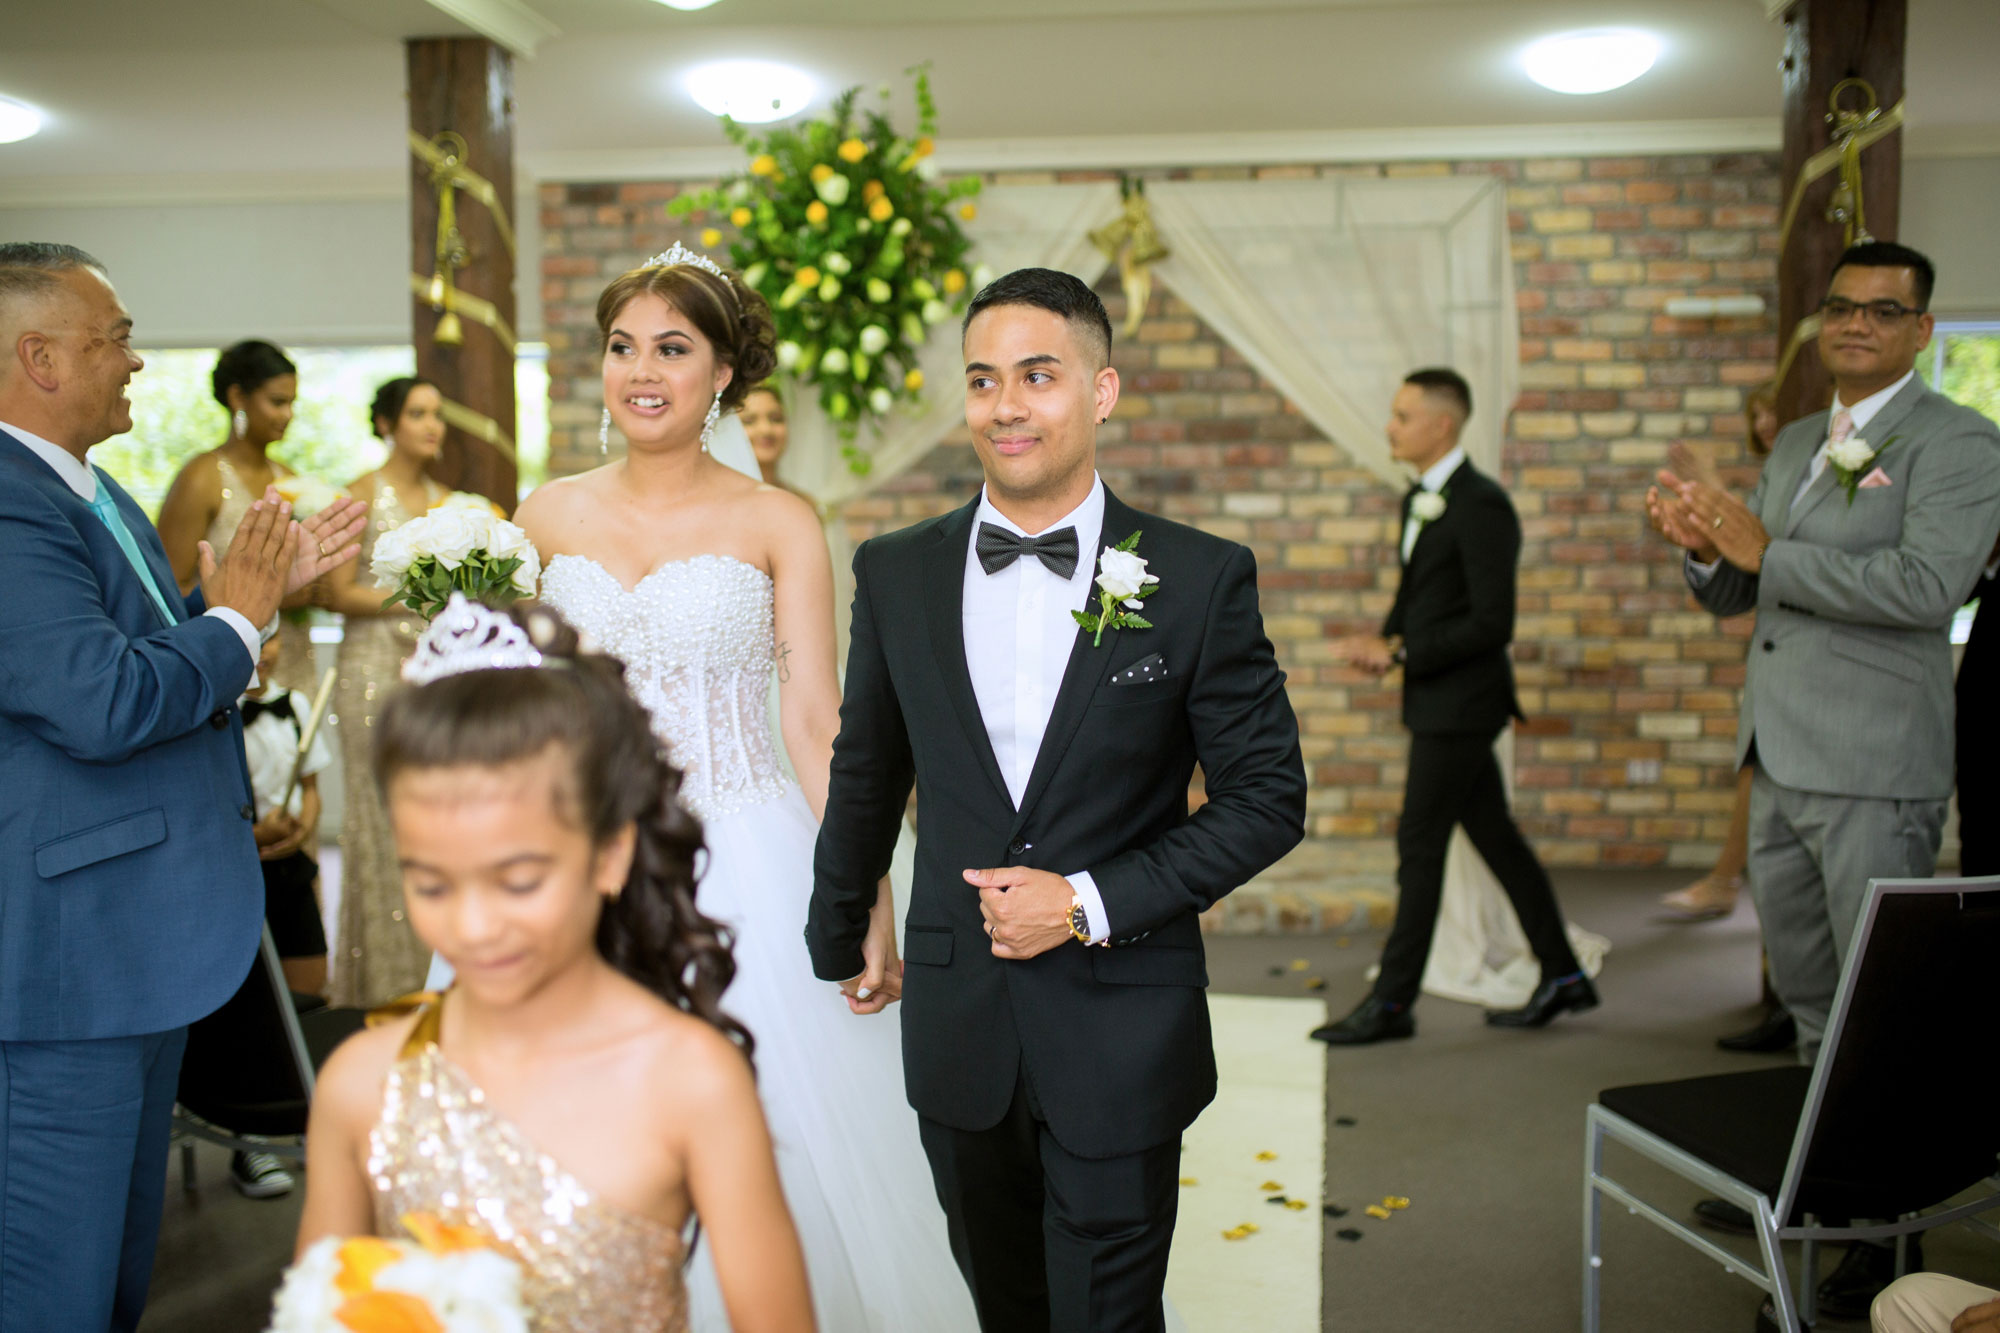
<box><xmin>600</xmin><ymin>407</ymin><xmax>611</xmax><ymax>457</ymax></box>
<box><xmin>232</xmin><ymin>408</ymin><xmax>249</xmax><ymax>439</ymax></box>
<box><xmin>699</xmin><ymin>392</ymin><xmax>722</xmax><ymax>453</ymax></box>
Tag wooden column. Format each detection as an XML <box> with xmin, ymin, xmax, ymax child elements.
<box><xmin>408</xmin><ymin>37</ymin><xmax>519</xmax><ymax>511</ymax></box>
<box><xmin>1775</xmin><ymin>0</ymin><xmax>1905</xmax><ymax>426</ymax></box>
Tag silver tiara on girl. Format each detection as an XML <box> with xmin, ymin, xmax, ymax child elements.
<box><xmin>402</xmin><ymin>593</ymin><xmax>555</xmax><ymax>684</ymax></box>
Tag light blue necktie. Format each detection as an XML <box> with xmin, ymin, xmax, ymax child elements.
<box><xmin>86</xmin><ymin>472</ymin><xmax>181</xmax><ymax>625</ymax></box>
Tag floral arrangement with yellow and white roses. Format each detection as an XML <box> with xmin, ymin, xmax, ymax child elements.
<box><xmin>670</xmin><ymin>66</ymin><xmax>988</xmax><ymax>470</ymax></box>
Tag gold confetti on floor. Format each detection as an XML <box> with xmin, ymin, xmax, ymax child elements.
<box><xmin>1283</xmin><ymin>1199</ymin><xmax>1309</xmax><ymax>1211</ymax></box>
<box><xmin>1221</xmin><ymin>1223</ymin><xmax>1261</xmax><ymax>1241</ymax></box>
<box><xmin>1259</xmin><ymin>1180</ymin><xmax>1284</xmax><ymax>1192</ymax></box>
<box><xmin>1255</xmin><ymin>1150</ymin><xmax>1278</xmax><ymax>1161</ymax></box>
<box><xmin>1179</xmin><ymin>1177</ymin><xmax>1199</xmax><ymax>1187</ymax></box>
<box><xmin>1383</xmin><ymin>1196</ymin><xmax>1411</xmax><ymax>1210</ymax></box>
<box><xmin>1288</xmin><ymin>959</ymin><xmax>1310</xmax><ymax>971</ymax></box>
<box><xmin>1364</xmin><ymin>1204</ymin><xmax>1392</xmax><ymax>1220</ymax></box>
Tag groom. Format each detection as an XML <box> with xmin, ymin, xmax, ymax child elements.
<box><xmin>809</xmin><ymin>268</ymin><xmax>1306</xmax><ymax>1332</ymax></box>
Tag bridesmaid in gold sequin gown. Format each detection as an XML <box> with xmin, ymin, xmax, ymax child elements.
<box><xmin>154</xmin><ymin>339</ymin><xmax>314</xmax><ymax>692</ymax></box>
<box><xmin>297</xmin><ymin>604</ymin><xmax>813</xmax><ymax>1333</ymax></box>
<box><xmin>318</xmin><ymin>378</ymin><xmax>447</xmax><ymax>1007</ymax></box>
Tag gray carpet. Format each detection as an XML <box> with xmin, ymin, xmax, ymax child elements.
<box><xmin>143</xmin><ymin>870</ymin><xmax>2000</xmax><ymax>1332</ymax></box>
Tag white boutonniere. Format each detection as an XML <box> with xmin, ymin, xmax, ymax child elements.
<box><xmin>1409</xmin><ymin>490</ymin><xmax>1447</xmax><ymax>522</ymax></box>
<box><xmin>1827</xmin><ymin>434</ymin><xmax>1898</xmax><ymax>506</ymax></box>
<box><xmin>1073</xmin><ymin>531</ymin><xmax>1160</xmax><ymax>647</ymax></box>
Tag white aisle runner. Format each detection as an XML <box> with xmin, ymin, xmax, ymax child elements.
<box><xmin>1166</xmin><ymin>995</ymin><xmax>1326</xmax><ymax>1332</ymax></box>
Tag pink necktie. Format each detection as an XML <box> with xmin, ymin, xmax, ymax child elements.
<box><xmin>1829</xmin><ymin>408</ymin><xmax>1853</xmax><ymax>446</ymax></box>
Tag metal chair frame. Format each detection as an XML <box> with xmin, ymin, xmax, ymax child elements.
<box><xmin>1583</xmin><ymin>875</ymin><xmax>2000</xmax><ymax>1331</ymax></box>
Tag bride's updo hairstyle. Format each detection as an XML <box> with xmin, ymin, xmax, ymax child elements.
<box><xmin>595</xmin><ymin>255</ymin><xmax>779</xmax><ymax>414</ymax></box>
<box><xmin>372</xmin><ymin>602</ymin><xmax>750</xmax><ymax>1059</ymax></box>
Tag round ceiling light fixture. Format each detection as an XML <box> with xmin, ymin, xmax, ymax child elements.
<box><xmin>684</xmin><ymin>60</ymin><xmax>814</xmax><ymax>124</ymax></box>
<box><xmin>653</xmin><ymin>0</ymin><xmax>723</xmax><ymax>9</ymax></box>
<box><xmin>1521</xmin><ymin>29</ymin><xmax>1662</xmax><ymax>95</ymax></box>
<box><xmin>0</xmin><ymin>96</ymin><xmax>45</xmax><ymax>144</ymax></box>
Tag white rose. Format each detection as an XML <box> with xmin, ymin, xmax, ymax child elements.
<box><xmin>271</xmin><ymin>475</ymin><xmax>340</xmax><ymax>518</ymax></box>
<box><xmin>1828</xmin><ymin>435</ymin><xmax>1875</xmax><ymax>472</ymax></box>
<box><xmin>369</xmin><ymin>523</ymin><xmax>417</xmax><ymax>587</ymax></box>
<box><xmin>510</xmin><ymin>544</ymin><xmax>543</xmax><ymax>595</ymax></box>
<box><xmin>971</xmin><ymin>262</ymin><xmax>996</xmax><ymax>290</ymax></box>
<box><xmin>822</xmin><ymin>251</ymin><xmax>851</xmax><ymax>276</ymax></box>
<box><xmin>267</xmin><ymin>1238</ymin><xmax>345</xmax><ymax>1333</ymax></box>
<box><xmin>1410</xmin><ymin>491</ymin><xmax>1447</xmax><ymax>522</ymax></box>
<box><xmin>868</xmin><ymin>386</ymin><xmax>894</xmax><ymax>415</ymax></box>
<box><xmin>889</xmin><ymin>217</ymin><xmax>913</xmax><ymax>238</ymax></box>
<box><xmin>866</xmin><ymin>278</ymin><xmax>893</xmax><ymax>304</ymax></box>
<box><xmin>921</xmin><ymin>299</ymin><xmax>950</xmax><ymax>325</ymax></box>
<box><xmin>374</xmin><ymin>1249</ymin><xmax>529</xmax><ymax>1333</ymax></box>
<box><xmin>416</xmin><ymin>508</ymin><xmax>481</xmax><ymax>571</ymax></box>
<box><xmin>775</xmin><ymin>340</ymin><xmax>802</xmax><ymax>371</ymax></box>
<box><xmin>858</xmin><ymin>324</ymin><xmax>890</xmax><ymax>355</ymax></box>
<box><xmin>916</xmin><ymin>157</ymin><xmax>940</xmax><ymax>182</ymax></box>
<box><xmin>1095</xmin><ymin>547</ymin><xmax>1159</xmax><ymax>606</ymax></box>
<box><xmin>815</xmin><ymin>173</ymin><xmax>851</xmax><ymax>207</ymax></box>
<box><xmin>820</xmin><ymin>347</ymin><xmax>850</xmax><ymax>376</ymax></box>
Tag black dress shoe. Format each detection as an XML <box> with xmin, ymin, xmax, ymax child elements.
<box><xmin>1753</xmin><ymin>1295</ymin><xmax>1808</xmax><ymax>1332</ymax></box>
<box><xmin>1310</xmin><ymin>996</ymin><xmax>1415</xmax><ymax>1046</ymax></box>
<box><xmin>1816</xmin><ymin>1238</ymin><xmax>1919</xmax><ymax>1321</ymax></box>
<box><xmin>1693</xmin><ymin>1198</ymin><xmax>1755</xmax><ymax>1234</ymax></box>
<box><xmin>1718</xmin><ymin>1007</ymin><xmax>1798</xmax><ymax>1054</ymax></box>
<box><xmin>1485</xmin><ymin>974</ymin><xmax>1598</xmax><ymax>1028</ymax></box>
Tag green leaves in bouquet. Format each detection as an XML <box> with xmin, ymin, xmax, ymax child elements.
<box><xmin>392</xmin><ymin>555</ymin><xmax>528</xmax><ymax>623</ymax></box>
<box><xmin>670</xmin><ymin>64</ymin><xmax>984</xmax><ymax>469</ymax></box>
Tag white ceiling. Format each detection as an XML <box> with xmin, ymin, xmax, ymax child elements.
<box><xmin>0</xmin><ymin>0</ymin><xmax>1992</xmax><ymax>196</ymax></box>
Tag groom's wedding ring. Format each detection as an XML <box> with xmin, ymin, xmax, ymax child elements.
<box><xmin>1711</xmin><ymin>515</ymin><xmax>1724</xmax><ymax>530</ymax></box>
<box><xmin>317</xmin><ymin>539</ymin><xmax>328</xmax><ymax>557</ymax></box>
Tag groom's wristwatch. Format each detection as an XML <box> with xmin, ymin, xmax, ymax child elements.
<box><xmin>1067</xmin><ymin>894</ymin><xmax>1097</xmax><ymax>946</ymax></box>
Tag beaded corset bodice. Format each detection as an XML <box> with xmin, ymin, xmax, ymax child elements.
<box><xmin>538</xmin><ymin>554</ymin><xmax>789</xmax><ymax>819</ymax></box>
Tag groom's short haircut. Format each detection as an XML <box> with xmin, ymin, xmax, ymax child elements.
<box><xmin>963</xmin><ymin>268</ymin><xmax>1113</xmax><ymax>369</ymax></box>
<box><xmin>1404</xmin><ymin>367</ymin><xmax>1472</xmax><ymax>426</ymax></box>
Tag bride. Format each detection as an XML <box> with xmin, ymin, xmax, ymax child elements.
<box><xmin>513</xmin><ymin>245</ymin><xmax>977</xmax><ymax>1331</ymax></box>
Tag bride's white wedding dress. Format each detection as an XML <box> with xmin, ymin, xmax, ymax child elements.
<box><xmin>538</xmin><ymin>551</ymin><xmax>977</xmax><ymax>1333</ymax></box>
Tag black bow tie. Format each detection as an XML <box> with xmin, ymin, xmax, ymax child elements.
<box><xmin>977</xmin><ymin>522</ymin><xmax>1080</xmax><ymax>580</ymax></box>
<box><xmin>241</xmin><ymin>694</ymin><xmax>295</xmax><ymax>727</ymax></box>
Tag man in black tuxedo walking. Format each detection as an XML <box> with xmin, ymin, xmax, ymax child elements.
<box><xmin>808</xmin><ymin>268</ymin><xmax>1306</xmax><ymax>1332</ymax></box>
<box><xmin>1315</xmin><ymin>368</ymin><xmax>1594</xmax><ymax>1046</ymax></box>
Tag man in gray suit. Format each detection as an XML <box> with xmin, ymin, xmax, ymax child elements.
<box><xmin>1647</xmin><ymin>241</ymin><xmax>2000</xmax><ymax>1324</ymax></box>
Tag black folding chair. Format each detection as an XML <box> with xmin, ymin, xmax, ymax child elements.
<box><xmin>171</xmin><ymin>925</ymin><xmax>367</xmax><ymax>1183</ymax></box>
<box><xmin>1583</xmin><ymin>875</ymin><xmax>2000</xmax><ymax>1331</ymax></box>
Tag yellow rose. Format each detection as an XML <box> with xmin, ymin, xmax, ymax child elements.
<box><xmin>795</xmin><ymin>265</ymin><xmax>822</xmax><ymax>289</ymax></box>
<box><xmin>942</xmin><ymin>268</ymin><xmax>966</xmax><ymax>294</ymax></box>
<box><xmin>730</xmin><ymin>206</ymin><xmax>753</xmax><ymax>227</ymax></box>
<box><xmin>905</xmin><ymin>368</ymin><xmax>924</xmax><ymax>391</ymax></box>
<box><xmin>749</xmin><ymin>154</ymin><xmax>778</xmax><ymax>177</ymax></box>
<box><xmin>810</xmin><ymin>162</ymin><xmax>834</xmax><ymax>184</ymax></box>
<box><xmin>700</xmin><ymin>228</ymin><xmax>721</xmax><ymax>248</ymax></box>
<box><xmin>837</xmin><ymin>138</ymin><xmax>868</xmax><ymax>163</ymax></box>
<box><xmin>868</xmin><ymin>195</ymin><xmax>895</xmax><ymax>223</ymax></box>
<box><xmin>914</xmin><ymin>136</ymin><xmax>935</xmax><ymax>158</ymax></box>
<box><xmin>861</xmin><ymin>179</ymin><xmax>885</xmax><ymax>203</ymax></box>
<box><xmin>958</xmin><ymin>202</ymin><xmax>978</xmax><ymax>221</ymax></box>
<box><xmin>806</xmin><ymin>200</ymin><xmax>829</xmax><ymax>225</ymax></box>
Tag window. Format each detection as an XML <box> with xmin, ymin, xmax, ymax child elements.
<box><xmin>1920</xmin><ymin>322</ymin><xmax>2000</xmax><ymax>429</ymax></box>
<box><xmin>97</xmin><ymin>344</ymin><xmax>550</xmax><ymax>518</ymax></box>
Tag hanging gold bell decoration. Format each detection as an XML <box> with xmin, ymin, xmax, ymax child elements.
<box><xmin>1090</xmin><ymin>176</ymin><xmax>1170</xmax><ymax>339</ymax></box>
<box><xmin>424</xmin><ymin>131</ymin><xmax>473</xmax><ymax>347</ymax></box>
<box><xmin>1823</xmin><ymin>78</ymin><xmax>1886</xmax><ymax>247</ymax></box>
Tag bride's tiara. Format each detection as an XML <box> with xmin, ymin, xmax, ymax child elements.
<box><xmin>642</xmin><ymin>241</ymin><xmax>729</xmax><ymax>284</ymax></box>
<box><xmin>403</xmin><ymin>593</ymin><xmax>556</xmax><ymax>685</ymax></box>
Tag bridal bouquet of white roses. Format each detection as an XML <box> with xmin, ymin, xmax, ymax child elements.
<box><xmin>370</xmin><ymin>491</ymin><xmax>540</xmax><ymax>621</ymax></box>
<box><xmin>268</xmin><ymin>1213</ymin><xmax>528</xmax><ymax>1333</ymax></box>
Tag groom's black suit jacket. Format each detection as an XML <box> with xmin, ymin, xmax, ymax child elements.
<box><xmin>808</xmin><ymin>487</ymin><xmax>1306</xmax><ymax>1160</ymax></box>
<box><xmin>1381</xmin><ymin>459</ymin><xmax>1526</xmax><ymax>736</ymax></box>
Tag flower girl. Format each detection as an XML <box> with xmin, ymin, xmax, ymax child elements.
<box><xmin>294</xmin><ymin>597</ymin><xmax>814</xmax><ymax>1333</ymax></box>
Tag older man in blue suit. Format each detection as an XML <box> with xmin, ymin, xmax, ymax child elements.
<box><xmin>0</xmin><ymin>243</ymin><xmax>365</xmax><ymax>1331</ymax></box>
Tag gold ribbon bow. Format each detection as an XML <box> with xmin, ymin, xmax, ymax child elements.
<box><xmin>1089</xmin><ymin>177</ymin><xmax>1171</xmax><ymax>339</ymax></box>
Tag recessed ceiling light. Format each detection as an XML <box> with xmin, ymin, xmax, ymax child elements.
<box><xmin>0</xmin><ymin>96</ymin><xmax>44</xmax><ymax>144</ymax></box>
<box><xmin>654</xmin><ymin>0</ymin><xmax>722</xmax><ymax>9</ymax></box>
<box><xmin>1522</xmin><ymin>29</ymin><xmax>1662</xmax><ymax>95</ymax></box>
<box><xmin>684</xmin><ymin>60</ymin><xmax>814</xmax><ymax>124</ymax></box>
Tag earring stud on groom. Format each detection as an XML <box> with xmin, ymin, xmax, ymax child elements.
<box><xmin>1316</xmin><ymin>368</ymin><xmax>1595</xmax><ymax>1047</ymax></box>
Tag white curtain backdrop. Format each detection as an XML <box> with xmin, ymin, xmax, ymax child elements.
<box><xmin>754</xmin><ymin>175</ymin><xmax>1600</xmax><ymax>999</ymax></box>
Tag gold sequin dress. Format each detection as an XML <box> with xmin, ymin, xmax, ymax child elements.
<box><xmin>369</xmin><ymin>998</ymin><xmax>691</xmax><ymax>1333</ymax></box>
<box><xmin>208</xmin><ymin>453</ymin><xmax>314</xmax><ymax>693</ymax></box>
<box><xmin>329</xmin><ymin>479</ymin><xmax>441</xmax><ymax>1008</ymax></box>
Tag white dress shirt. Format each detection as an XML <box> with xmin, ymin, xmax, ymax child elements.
<box><xmin>241</xmin><ymin>687</ymin><xmax>335</xmax><ymax>819</ymax></box>
<box><xmin>1688</xmin><ymin>369</ymin><xmax>1917</xmax><ymax>585</ymax></box>
<box><xmin>962</xmin><ymin>474</ymin><xmax>1112</xmax><ymax>942</ymax></box>
<box><xmin>4</xmin><ymin>420</ymin><xmax>261</xmax><ymax>664</ymax></box>
<box><xmin>1402</xmin><ymin>444</ymin><xmax>1466</xmax><ymax>563</ymax></box>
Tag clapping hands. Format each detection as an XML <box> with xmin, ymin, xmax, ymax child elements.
<box><xmin>199</xmin><ymin>487</ymin><xmax>367</xmax><ymax>626</ymax></box>
<box><xmin>1646</xmin><ymin>465</ymin><xmax>1771</xmax><ymax>574</ymax></box>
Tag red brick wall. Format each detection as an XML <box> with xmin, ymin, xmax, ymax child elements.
<box><xmin>538</xmin><ymin>151</ymin><xmax>1781</xmax><ymax>890</ymax></box>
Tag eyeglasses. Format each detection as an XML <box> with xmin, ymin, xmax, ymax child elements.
<box><xmin>1818</xmin><ymin>296</ymin><xmax>1926</xmax><ymax>326</ymax></box>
